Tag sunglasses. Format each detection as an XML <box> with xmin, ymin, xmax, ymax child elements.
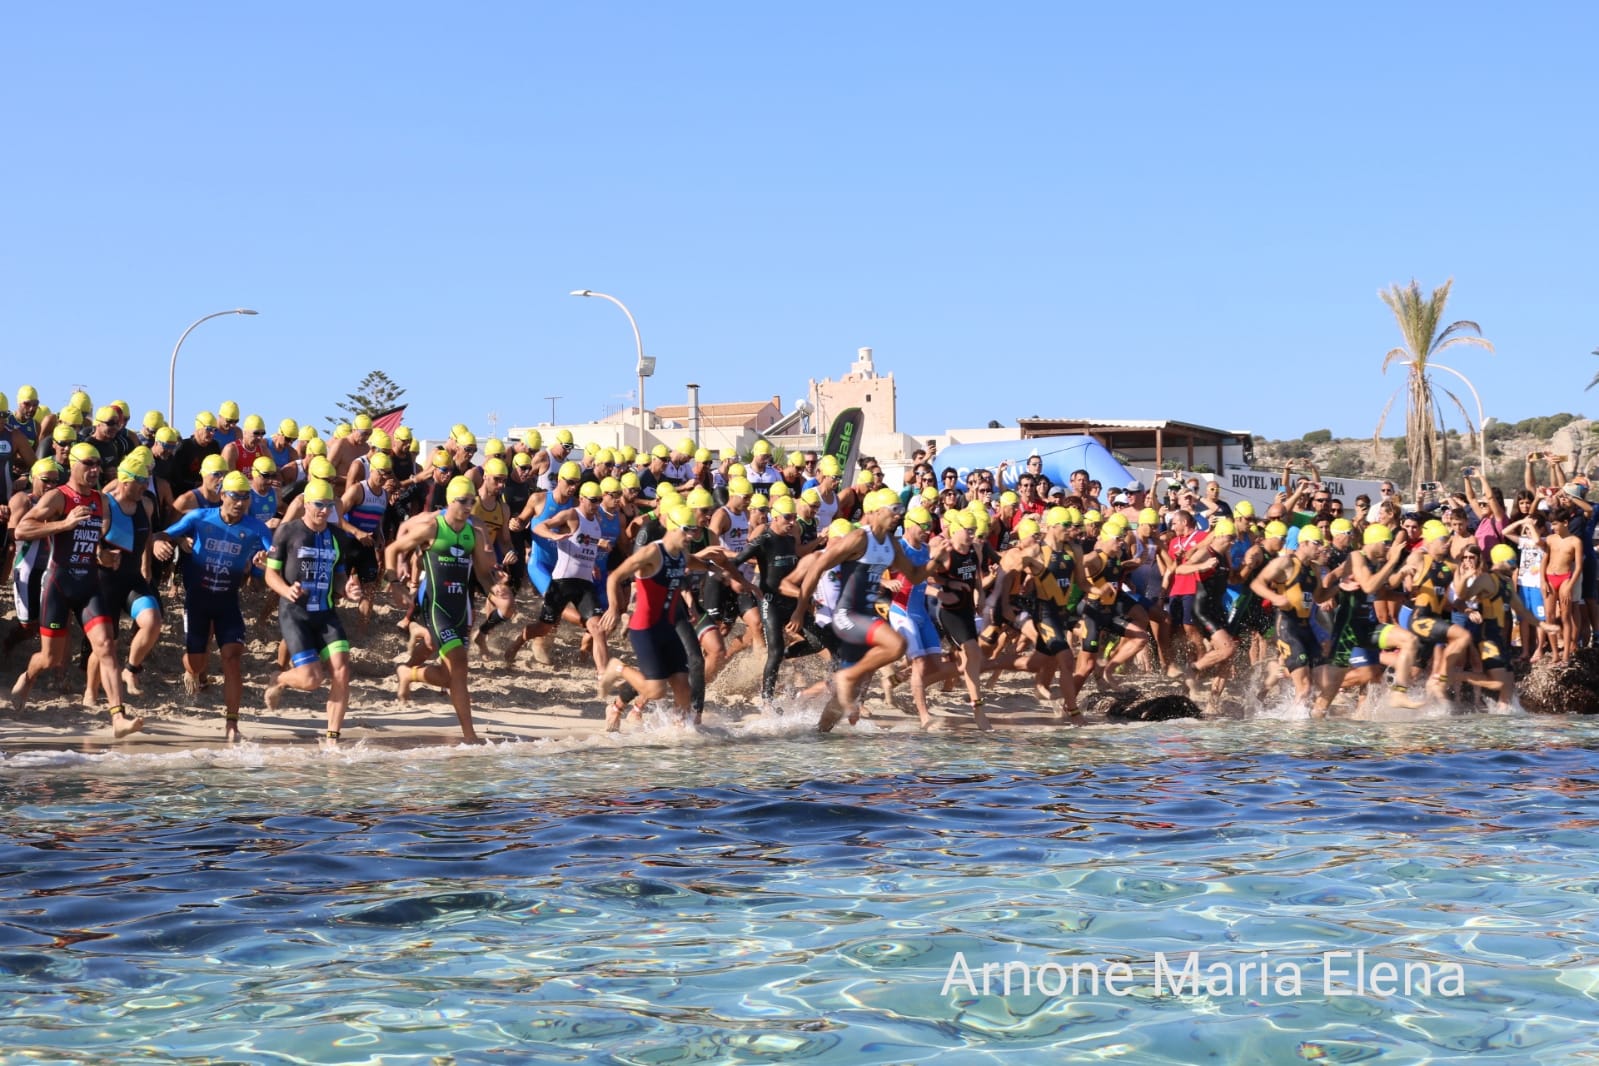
<box><xmin>462</xmin><ymin>447</ymin><xmax>477</xmax><ymax>456</ymax></box>
<box><xmin>451</xmin><ymin>495</ymin><xmax>478</xmax><ymax>506</ymax></box>
<box><xmin>39</xmin><ymin>476</ymin><xmax>63</xmax><ymax>486</ymax></box>
<box><xmin>251</xmin><ymin>430</ymin><xmax>265</xmax><ymax>438</ymax></box>
<box><xmin>223</xmin><ymin>491</ymin><xmax>250</xmax><ymax>501</ymax></box>
<box><xmin>307</xmin><ymin>500</ymin><xmax>335</xmax><ymax>511</ymax></box>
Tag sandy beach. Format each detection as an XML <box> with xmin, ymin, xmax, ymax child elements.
<box><xmin>0</xmin><ymin>584</ymin><xmax>1122</xmax><ymax>754</ymax></box>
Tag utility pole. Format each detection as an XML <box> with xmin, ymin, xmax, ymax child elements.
<box><xmin>544</xmin><ymin>396</ymin><xmax>561</xmax><ymax>424</ymax></box>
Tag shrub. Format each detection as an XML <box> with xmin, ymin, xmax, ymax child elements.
<box><xmin>1302</xmin><ymin>429</ymin><xmax>1333</xmax><ymax>445</ymax></box>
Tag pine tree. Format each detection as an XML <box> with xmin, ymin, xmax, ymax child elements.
<box><xmin>331</xmin><ymin>370</ymin><xmax>407</xmax><ymax>428</ymax></box>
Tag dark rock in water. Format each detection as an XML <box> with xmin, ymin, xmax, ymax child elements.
<box><xmin>1103</xmin><ymin>692</ymin><xmax>1204</xmax><ymax>722</ymax></box>
<box><xmin>1521</xmin><ymin>647</ymin><xmax>1599</xmax><ymax>714</ymax></box>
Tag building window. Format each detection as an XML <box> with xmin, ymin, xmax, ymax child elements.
<box><xmin>865</xmin><ymin>394</ymin><xmax>871</xmax><ymax>403</ymax></box>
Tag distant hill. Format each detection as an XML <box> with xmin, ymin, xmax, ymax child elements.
<box><xmin>1254</xmin><ymin>413</ymin><xmax>1596</xmax><ymax>493</ymax></box>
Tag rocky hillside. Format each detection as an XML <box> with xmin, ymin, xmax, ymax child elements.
<box><xmin>1254</xmin><ymin>413</ymin><xmax>1597</xmax><ymax>493</ymax></box>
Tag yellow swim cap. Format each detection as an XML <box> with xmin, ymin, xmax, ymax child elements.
<box><xmin>854</xmin><ymin>469</ymin><xmax>875</xmax><ymax>488</ymax></box>
<box><xmin>31</xmin><ymin>458</ymin><xmax>60</xmax><ymax>479</ymax></box>
<box><xmin>1490</xmin><ymin>543</ymin><xmax>1518</xmax><ymax>566</ymax></box>
<box><xmin>579</xmin><ymin>481</ymin><xmax>602</xmax><ymax>500</ymax></box>
<box><xmin>728</xmin><ymin>477</ymin><xmax>753</xmax><ymax>498</ymax></box>
<box><xmin>117</xmin><ymin>455</ymin><xmax>151</xmax><ymax>481</ymax></box>
<box><xmin>142</xmin><ymin>410</ymin><xmax>164</xmax><ymax>431</ymax></box>
<box><xmin>303</xmin><ymin>478</ymin><xmax>336</xmax><ymax>503</ymax></box>
<box><xmin>60</xmin><ymin>407</ymin><xmax>84</xmax><ymax>428</ymax></box>
<box><xmin>827</xmin><ymin>518</ymin><xmax>855</xmax><ymax>539</ymax></box>
<box><xmin>222</xmin><ymin>471</ymin><xmax>251</xmax><ymax>494</ymax></box>
<box><xmin>555</xmin><ymin>429</ymin><xmax>574</xmax><ymax>447</ymax></box>
<box><xmin>920</xmin><ymin>486</ymin><xmax>938</xmax><ymax>502</ymax></box>
<box><xmin>1211</xmin><ymin>518</ymin><xmax>1236</xmax><ymax>538</ymax></box>
<box><xmin>903</xmin><ymin>505</ymin><xmax>930</xmax><ymax>527</ymax></box>
<box><xmin>664</xmin><ymin>504</ymin><xmax>697</xmax><ymax>531</ymax></box>
<box><xmin>252</xmin><ymin>456</ymin><xmax>279</xmax><ymax>476</ymax></box>
<box><xmin>368</xmin><ymin>428</ymin><xmax>391</xmax><ymax>451</ymax></box>
<box><xmin>332</xmin><ymin>423</ymin><xmax>351</xmax><ymax>439</ymax></box>
<box><xmin>600</xmin><ymin>476</ymin><xmax>621</xmax><ymax>494</ymax></box>
<box><xmin>1103</xmin><ymin>518</ymin><xmax>1128</xmax><ymax>538</ymax></box>
<box><xmin>677</xmin><ymin>437</ymin><xmax>696</xmax><ymax>454</ymax></box>
<box><xmin>306</xmin><ymin>437</ymin><xmax>327</xmax><ymax>457</ymax></box>
<box><xmin>353</xmin><ymin>413</ymin><xmax>373</xmax><ymax>432</ymax></box>
<box><xmin>52</xmin><ymin>423</ymin><xmax>77</xmax><ymax>444</ymax></box>
<box><xmin>818</xmin><ymin>456</ymin><xmax>841</xmax><ymax>477</ymax></box>
<box><xmin>483</xmin><ymin>437</ymin><xmax>505</xmax><ymax>457</ymax></box>
<box><xmin>155</xmin><ymin>426</ymin><xmax>180</xmax><ymax>445</ymax></box>
<box><xmin>1045</xmin><ymin>506</ymin><xmax>1072</xmax><ymax>527</ymax></box>
<box><xmin>1422</xmin><ymin>520</ymin><xmax>1450</xmax><ymax>541</ymax></box>
<box><xmin>201</xmin><ymin>454</ymin><xmax>228</xmax><ymax>476</ymax></box>
<box><xmin>768</xmin><ymin>482</ymin><xmax>791</xmax><ymax>498</ymax></box>
<box><xmin>620</xmin><ymin>471</ymin><xmax>640</xmax><ymax>489</ymax></box>
<box><xmin>1329</xmin><ymin>518</ymin><xmax>1354</xmax><ymax>536</ymax></box>
<box><xmin>1064</xmin><ymin>507</ymin><xmax>1083</xmax><ymax>526</ymax></box>
<box><xmin>218</xmin><ymin>400</ymin><xmax>240</xmax><ymax>421</ymax></box>
<box><xmin>279</xmin><ymin>418</ymin><xmax>299</xmax><ymax>438</ymax></box>
<box><xmin>395</xmin><ymin>425</ymin><xmax>413</xmax><ymax>442</ymax></box>
<box><xmin>93</xmin><ymin>405</ymin><xmax>117</xmax><ymax>424</ymax></box>
<box><xmin>1083</xmin><ymin>510</ymin><xmax>1102</xmax><ymax>524</ymax></box>
<box><xmin>749</xmin><ymin>493</ymin><xmax>769</xmax><ymax>510</ymax></box>
<box><xmin>949</xmin><ymin>509</ymin><xmax>976</xmax><ymax>531</ymax></box>
<box><xmin>1265</xmin><ymin>520</ymin><xmax>1289</xmax><ymax>539</ymax></box>
<box><xmin>298</xmin><ymin>423</ymin><xmax>318</xmax><ymax>441</ymax></box>
<box><xmin>728</xmin><ymin>463</ymin><xmax>746</xmax><ymax>479</ymax></box>
<box><xmin>1139</xmin><ymin>507</ymin><xmax>1159</xmax><ymax>526</ymax></box>
<box><xmin>650</xmin><ymin>443</ymin><xmax>669</xmax><ymax>459</ymax></box>
<box><xmin>694</xmin><ymin>447</ymin><xmax>710</xmax><ymax>464</ymax></box>
<box><xmin>1000</xmin><ymin>491</ymin><xmax>1019</xmax><ymax>507</ymax></box>
<box><xmin>800</xmin><ymin>488</ymin><xmax>821</xmax><ymax>506</ymax></box>
<box><xmin>475</xmin><ymin>457</ymin><xmax>503</xmax><ymax>478</ymax></box>
<box><xmin>558</xmin><ymin>461</ymin><xmax>583</xmax><ymax>482</ymax></box>
<box><xmin>365</xmin><ymin>451</ymin><xmax>392</xmax><ymax>473</ymax></box>
<box><xmin>772</xmin><ymin>495</ymin><xmax>797</xmax><ymax>516</ymax></box>
<box><xmin>309</xmin><ymin>457</ymin><xmax>336</xmax><ymax>481</ymax></box>
<box><xmin>1363</xmin><ymin>523</ymin><xmax>1394</xmax><ymax>545</ymax></box>
<box><xmin>583</xmin><ymin>441</ymin><xmax>600</xmax><ymax>459</ymax></box>
<box><xmin>753</xmin><ymin>439</ymin><xmax>772</xmax><ymax>455</ymax></box>
<box><xmin>1015</xmin><ymin>517</ymin><xmax>1041</xmax><ymax>541</ymax></box>
<box><xmin>446</xmin><ymin>476</ymin><xmax>476</xmax><ymax>503</ymax></box>
<box><xmin>17</xmin><ymin>385</ymin><xmax>38</xmax><ymax>402</ymax></box>
<box><xmin>195</xmin><ymin>410</ymin><xmax>217</xmax><ymax>429</ymax></box>
<box><xmin>513</xmin><ymin>452</ymin><xmax>533</xmax><ymax>469</ymax></box>
<box><xmin>69</xmin><ymin>390</ymin><xmax>92</xmax><ymax>414</ymax></box>
<box><xmin>1298</xmin><ymin>525</ymin><xmax>1325</xmax><ymax>544</ymax></box>
<box><xmin>522</xmin><ymin>429</ymin><xmax>543</xmax><ymax>450</ymax></box>
<box><xmin>430</xmin><ymin>448</ymin><xmax>452</xmax><ymax>470</ymax></box>
<box><xmin>243</xmin><ymin>414</ymin><xmax>265</xmax><ymax>433</ymax></box>
<box><xmin>620</xmin><ymin>445</ymin><xmax>637</xmax><ymax>464</ymax></box>
<box><xmin>1234</xmin><ymin>500</ymin><xmax>1256</xmax><ymax>518</ymax></box>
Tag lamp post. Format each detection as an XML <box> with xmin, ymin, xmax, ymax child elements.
<box><xmin>1422</xmin><ymin>361</ymin><xmax>1490</xmax><ymax>479</ymax></box>
<box><xmin>168</xmin><ymin>309</ymin><xmax>259</xmax><ymax>424</ymax></box>
<box><xmin>570</xmin><ymin>290</ymin><xmax>654</xmax><ymax>451</ymax></box>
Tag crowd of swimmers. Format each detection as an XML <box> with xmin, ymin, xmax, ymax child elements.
<box><xmin>2</xmin><ymin>384</ymin><xmax>1595</xmax><ymax>744</ymax></box>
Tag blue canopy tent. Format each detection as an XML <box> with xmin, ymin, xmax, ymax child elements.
<box><xmin>933</xmin><ymin>436</ymin><xmax>1137</xmax><ymax>495</ymax></box>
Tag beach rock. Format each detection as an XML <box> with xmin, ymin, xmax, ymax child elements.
<box><xmin>1093</xmin><ymin>690</ymin><xmax>1204</xmax><ymax>721</ymax></box>
<box><xmin>1549</xmin><ymin>418</ymin><xmax>1593</xmax><ymax>473</ymax></box>
<box><xmin>1519</xmin><ymin>647</ymin><xmax>1599</xmax><ymax>714</ymax></box>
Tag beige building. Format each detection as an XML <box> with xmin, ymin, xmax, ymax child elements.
<box><xmin>807</xmin><ymin>347</ymin><xmax>896</xmax><ymax>440</ymax></box>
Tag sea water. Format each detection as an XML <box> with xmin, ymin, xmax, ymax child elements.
<box><xmin>4</xmin><ymin>710</ymin><xmax>1599</xmax><ymax>1064</ymax></box>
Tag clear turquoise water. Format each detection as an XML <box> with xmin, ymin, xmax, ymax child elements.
<box><xmin>5</xmin><ymin>711</ymin><xmax>1599</xmax><ymax>1064</ymax></box>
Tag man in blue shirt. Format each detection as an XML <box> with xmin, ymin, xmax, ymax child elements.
<box><xmin>154</xmin><ymin>471</ymin><xmax>273</xmax><ymax>742</ymax></box>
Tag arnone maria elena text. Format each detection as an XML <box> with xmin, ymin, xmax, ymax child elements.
<box><xmin>942</xmin><ymin>950</ymin><xmax>1466</xmax><ymax>999</ymax></box>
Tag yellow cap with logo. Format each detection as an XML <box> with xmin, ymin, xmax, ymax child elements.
<box><xmin>52</xmin><ymin>423</ymin><xmax>77</xmax><ymax>444</ymax></box>
<box><xmin>1044</xmin><ymin>506</ymin><xmax>1072</xmax><ymax>527</ymax></box>
<box><xmin>117</xmin><ymin>455</ymin><xmax>151</xmax><ymax>481</ymax></box>
<box><xmin>431</xmin><ymin>448</ymin><xmax>452</xmax><ymax>470</ymax></box>
<box><xmin>663</xmin><ymin>505</ymin><xmax>696</xmax><ymax>531</ymax></box>
<box><xmin>651</xmin><ymin>443</ymin><xmax>669</xmax><ymax>459</ymax></box>
<box><xmin>728</xmin><ymin>477</ymin><xmax>753</xmax><ymax>498</ymax></box>
<box><xmin>93</xmin><ymin>405</ymin><xmax>117</xmax><ymax>424</ymax></box>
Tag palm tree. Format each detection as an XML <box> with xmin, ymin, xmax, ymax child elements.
<box><xmin>1372</xmin><ymin>278</ymin><xmax>1493</xmax><ymax>497</ymax></box>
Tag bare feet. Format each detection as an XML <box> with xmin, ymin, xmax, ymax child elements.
<box><xmin>1387</xmin><ymin>687</ymin><xmax>1425</xmax><ymax>710</ymax></box>
<box><xmin>111</xmin><ymin>709</ymin><xmax>146</xmax><ymax>739</ymax></box>
<box><xmin>224</xmin><ymin>719</ymin><xmax>243</xmax><ymax>743</ymax></box>
<box><xmin>264</xmin><ymin>684</ymin><xmax>283</xmax><ymax>711</ymax></box>
<box><xmin>502</xmin><ymin>638</ymin><xmax>524</xmax><ymax>668</ymax></box>
<box><xmin>121</xmin><ymin>667</ymin><xmax>143</xmax><ymax>697</ymax></box>
<box><xmin>11</xmin><ymin>672</ymin><xmax>32</xmax><ymax>711</ymax></box>
<box><xmin>395</xmin><ymin>664</ymin><xmax>414</xmax><ymax>704</ymax></box>
<box><xmin>605</xmin><ymin>697</ymin><xmax>624</xmax><ymax>733</ymax></box>
<box><xmin>182</xmin><ymin>672</ymin><xmax>204</xmax><ymax>698</ymax></box>
<box><xmin>530</xmin><ymin>634</ymin><xmax>553</xmax><ymax>666</ymax></box>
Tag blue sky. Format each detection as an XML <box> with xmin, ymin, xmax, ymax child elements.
<box><xmin>3</xmin><ymin>4</ymin><xmax>1594</xmax><ymax>443</ymax></box>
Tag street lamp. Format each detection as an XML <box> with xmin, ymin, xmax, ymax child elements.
<box><xmin>168</xmin><ymin>308</ymin><xmax>259</xmax><ymax>424</ymax></box>
<box><xmin>1423</xmin><ymin>361</ymin><xmax>1490</xmax><ymax>479</ymax></box>
<box><xmin>570</xmin><ymin>289</ymin><xmax>652</xmax><ymax>451</ymax></box>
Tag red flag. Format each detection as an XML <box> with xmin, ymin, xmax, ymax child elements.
<box><xmin>371</xmin><ymin>405</ymin><xmax>407</xmax><ymax>437</ymax></box>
